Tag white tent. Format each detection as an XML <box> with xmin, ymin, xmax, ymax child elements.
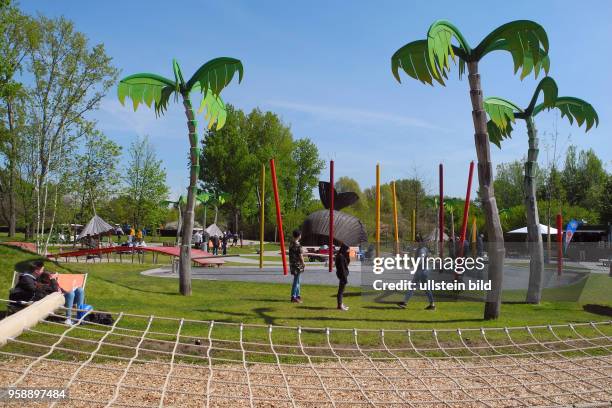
<box><xmin>76</xmin><ymin>215</ymin><xmax>114</xmax><ymax>240</ymax></box>
<box><xmin>508</xmin><ymin>224</ymin><xmax>558</xmax><ymax>234</ymax></box>
<box><xmin>205</xmin><ymin>223</ymin><xmax>224</xmax><ymax>237</ymax></box>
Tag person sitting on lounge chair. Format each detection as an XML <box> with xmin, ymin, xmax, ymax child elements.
<box><xmin>9</xmin><ymin>260</ymin><xmax>85</xmax><ymax>325</ymax></box>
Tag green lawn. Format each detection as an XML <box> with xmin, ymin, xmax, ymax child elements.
<box><xmin>2</xmin><ymin>244</ymin><xmax>610</xmax><ymax>331</ymax></box>
<box><xmin>1</xmin><ymin>243</ymin><xmax>610</xmax><ymax>362</ymax></box>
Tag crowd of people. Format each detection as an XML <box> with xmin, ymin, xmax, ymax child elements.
<box><xmin>192</xmin><ymin>230</ymin><xmax>239</xmax><ymax>255</ymax></box>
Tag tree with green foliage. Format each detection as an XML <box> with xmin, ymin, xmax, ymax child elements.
<box><xmin>124</xmin><ymin>136</ymin><xmax>169</xmax><ymax>233</ymax></box>
<box><xmin>0</xmin><ymin>0</ymin><xmax>37</xmax><ymax>237</ymax></box>
<box><xmin>118</xmin><ymin>57</ymin><xmax>243</xmax><ymax>296</ymax></box>
<box><xmin>391</xmin><ymin>20</ymin><xmax>550</xmax><ymax>319</ymax></box>
<box><xmin>72</xmin><ymin>127</ymin><xmax>122</xmax><ymax>223</ymax></box>
<box><xmin>484</xmin><ymin>77</ymin><xmax>598</xmax><ymax>303</ymax></box>
<box><xmin>201</xmin><ymin>106</ymin><xmax>322</xmax><ymax>239</ymax></box>
<box><xmin>292</xmin><ymin>138</ymin><xmax>324</xmax><ymax>211</ymax></box>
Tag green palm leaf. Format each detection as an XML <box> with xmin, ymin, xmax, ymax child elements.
<box><xmin>426</xmin><ymin>20</ymin><xmax>471</xmax><ymax>82</ymax></box>
<box><xmin>391</xmin><ymin>40</ymin><xmax>445</xmax><ymax>85</ymax></box>
<box><xmin>487</xmin><ymin>119</ymin><xmax>514</xmax><ymax>149</ymax></box>
<box><xmin>534</xmin><ymin>97</ymin><xmax>599</xmax><ymax>131</ymax></box>
<box><xmin>476</xmin><ymin>20</ymin><xmax>549</xmax><ymax>79</ymax></box>
<box><xmin>484</xmin><ymin>97</ymin><xmax>521</xmax><ymax>148</ymax></box>
<box><xmin>197</xmin><ymin>89</ymin><xmax>227</xmax><ymax>130</ymax></box>
<box><xmin>186</xmin><ymin>57</ymin><xmax>243</xmax><ymax>95</ymax></box>
<box><xmin>196</xmin><ymin>192</ymin><xmax>211</xmax><ymax>204</ymax></box>
<box><xmin>524</xmin><ymin>76</ymin><xmax>558</xmax><ymax>114</ymax></box>
<box><xmin>117</xmin><ymin>73</ymin><xmax>176</xmax><ymax>115</ymax></box>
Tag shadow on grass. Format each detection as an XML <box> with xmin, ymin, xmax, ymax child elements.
<box><xmin>93</xmin><ymin>275</ymin><xmax>178</xmax><ymax>296</ymax></box>
<box><xmin>583</xmin><ymin>304</ymin><xmax>612</xmax><ymax>317</ymax></box>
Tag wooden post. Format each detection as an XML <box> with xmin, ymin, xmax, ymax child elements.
<box><xmin>329</xmin><ymin>160</ymin><xmax>334</xmax><ymax>272</ymax></box>
<box><xmin>459</xmin><ymin>161</ymin><xmax>475</xmax><ymax>257</ymax></box>
<box><xmin>270</xmin><ymin>159</ymin><xmax>288</xmax><ymax>275</ymax></box>
<box><xmin>392</xmin><ymin>181</ymin><xmax>399</xmax><ymax>254</ymax></box>
<box><xmin>375</xmin><ymin>163</ymin><xmax>381</xmax><ymax>257</ymax></box>
<box><xmin>260</xmin><ymin>163</ymin><xmax>265</xmax><ymax>270</ymax></box>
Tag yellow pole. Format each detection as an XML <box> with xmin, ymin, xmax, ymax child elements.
<box><xmin>392</xmin><ymin>181</ymin><xmax>399</xmax><ymax>254</ymax></box>
<box><xmin>259</xmin><ymin>164</ymin><xmax>265</xmax><ymax>269</ymax></box>
<box><xmin>375</xmin><ymin>163</ymin><xmax>381</xmax><ymax>257</ymax></box>
<box><xmin>412</xmin><ymin>208</ymin><xmax>416</xmax><ymax>241</ymax></box>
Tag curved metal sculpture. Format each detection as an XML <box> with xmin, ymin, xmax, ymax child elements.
<box><xmin>301</xmin><ymin>182</ymin><xmax>367</xmax><ymax>246</ymax></box>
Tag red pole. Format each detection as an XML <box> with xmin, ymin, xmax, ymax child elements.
<box><xmin>556</xmin><ymin>213</ymin><xmax>563</xmax><ymax>276</ymax></box>
<box><xmin>270</xmin><ymin>159</ymin><xmax>287</xmax><ymax>275</ymax></box>
<box><xmin>458</xmin><ymin>161</ymin><xmax>475</xmax><ymax>257</ymax></box>
<box><xmin>439</xmin><ymin>163</ymin><xmax>444</xmax><ymax>257</ymax></box>
<box><xmin>329</xmin><ymin>160</ymin><xmax>334</xmax><ymax>272</ymax></box>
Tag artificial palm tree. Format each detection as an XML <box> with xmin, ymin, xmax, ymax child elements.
<box><xmin>391</xmin><ymin>20</ymin><xmax>550</xmax><ymax>319</ymax></box>
<box><xmin>118</xmin><ymin>58</ymin><xmax>243</xmax><ymax>295</ymax></box>
<box><xmin>484</xmin><ymin>77</ymin><xmax>598</xmax><ymax>304</ymax></box>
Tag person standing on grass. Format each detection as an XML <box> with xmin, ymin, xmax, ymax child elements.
<box><xmin>222</xmin><ymin>232</ymin><xmax>228</xmax><ymax>255</ymax></box>
<box><xmin>335</xmin><ymin>243</ymin><xmax>350</xmax><ymax>311</ymax></box>
<box><xmin>398</xmin><ymin>235</ymin><xmax>436</xmax><ymax>310</ymax></box>
<box><xmin>289</xmin><ymin>229</ymin><xmax>305</xmax><ymax>303</ymax></box>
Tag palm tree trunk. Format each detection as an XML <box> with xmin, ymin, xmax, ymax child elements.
<box><xmin>179</xmin><ymin>93</ymin><xmax>198</xmax><ymax>296</ymax></box>
<box><xmin>203</xmin><ymin>205</ymin><xmax>207</xmax><ymax>229</ymax></box>
<box><xmin>176</xmin><ymin>206</ymin><xmax>182</xmax><ymax>245</ymax></box>
<box><xmin>524</xmin><ymin>117</ymin><xmax>544</xmax><ymax>304</ymax></box>
<box><xmin>214</xmin><ymin>205</ymin><xmax>218</xmax><ymax>224</ymax></box>
<box><xmin>467</xmin><ymin>61</ymin><xmax>505</xmax><ymax>320</ymax></box>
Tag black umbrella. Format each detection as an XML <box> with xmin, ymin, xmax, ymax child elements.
<box><xmin>301</xmin><ymin>210</ymin><xmax>367</xmax><ymax>246</ymax></box>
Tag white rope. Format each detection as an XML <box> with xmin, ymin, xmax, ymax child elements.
<box><xmin>0</xmin><ymin>299</ymin><xmax>609</xmax><ymax>408</ymax></box>
<box><xmin>158</xmin><ymin>318</ymin><xmax>184</xmax><ymax>407</ymax></box>
<box><xmin>105</xmin><ymin>315</ymin><xmax>154</xmax><ymax>407</ymax></box>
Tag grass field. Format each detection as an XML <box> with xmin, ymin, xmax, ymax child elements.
<box><xmin>1</xmin><ymin>243</ymin><xmax>611</xmax><ymax>363</ymax></box>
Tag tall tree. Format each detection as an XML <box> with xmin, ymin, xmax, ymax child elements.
<box><xmin>0</xmin><ymin>1</ymin><xmax>37</xmax><ymax>236</ymax></box>
<box><xmin>26</xmin><ymin>15</ymin><xmax>117</xmax><ymax>253</ymax></box>
<box><xmin>124</xmin><ymin>135</ymin><xmax>169</xmax><ymax>230</ymax></box>
<box><xmin>71</xmin><ymin>126</ymin><xmax>122</xmax><ymax>222</ymax></box>
<box><xmin>484</xmin><ymin>76</ymin><xmax>598</xmax><ymax>303</ymax></box>
<box><xmin>118</xmin><ymin>57</ymin><xmax>243</xmax><ymax>296</ymax></box>
<box><xmin>391</xmin><ymin>20</ymin><xmax>550</xmax><ymax>319</ymax></box>
<box><xmin>292</xmin><ymin>138</ymin><xmax>324</xmax><ymax>210</ymax></box>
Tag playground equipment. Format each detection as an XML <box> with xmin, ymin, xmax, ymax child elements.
<box><xmin>269</xmin><ymin>158</ymin><xmax>288</xmax><ymax>275</ymax></box>
<box><xmin>44</xmin><ymin>246</ymin><xmax>225</xmax><ymax>267</ymax></box>
<box><xmin>458</xmin><ymin>161</ymin><xmax>475</xmax><ymax>257</ymax></box>
<box><xmin>0</xmin><ymin>296</ymin><xmax>610</xmax><ymax>406</ymax></box>
<box><xmin>438</xmin><ymin>163</ymin><xmax>444</xmax><ymax>257</ymax></box>
<box><xmin>329</xmin><ymin>160</ymin><xmax>334</xmax><ymax>272</ymax></box>
<box><xmin>259</xmin><ymin>164</ymin><xmax>265</xmax><ymax>270</ymax></box>
<box><xmin>391</xmin><ymin>181</ymin><xmax>399</xmax><ymax>254</ymax></box>
<box><xmin>375</xmin><ymin>163</ymin><xmax>381</xmax><ymax>257</ymax></box>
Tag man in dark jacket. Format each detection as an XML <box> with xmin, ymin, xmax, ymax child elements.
<box><xmin>9</xmin><ymin>261</ymin><xmax>57</xmax><ymax>303</ymax></box>
<box><xmin>335</xmin><ymin>243</ymin><xmax>350</xmax><ymax>311</ymax></box>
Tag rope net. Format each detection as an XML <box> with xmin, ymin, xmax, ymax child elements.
<box><xmin>0</xmin><ymin>299</ymin><xmax>610</xmax><ymax>407</ymax></box>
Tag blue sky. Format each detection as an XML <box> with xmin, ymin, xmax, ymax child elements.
<box><xmin>21</xmin><ymin>0</ymin><xmax>611</xmax><ymax>199</ymax></box>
